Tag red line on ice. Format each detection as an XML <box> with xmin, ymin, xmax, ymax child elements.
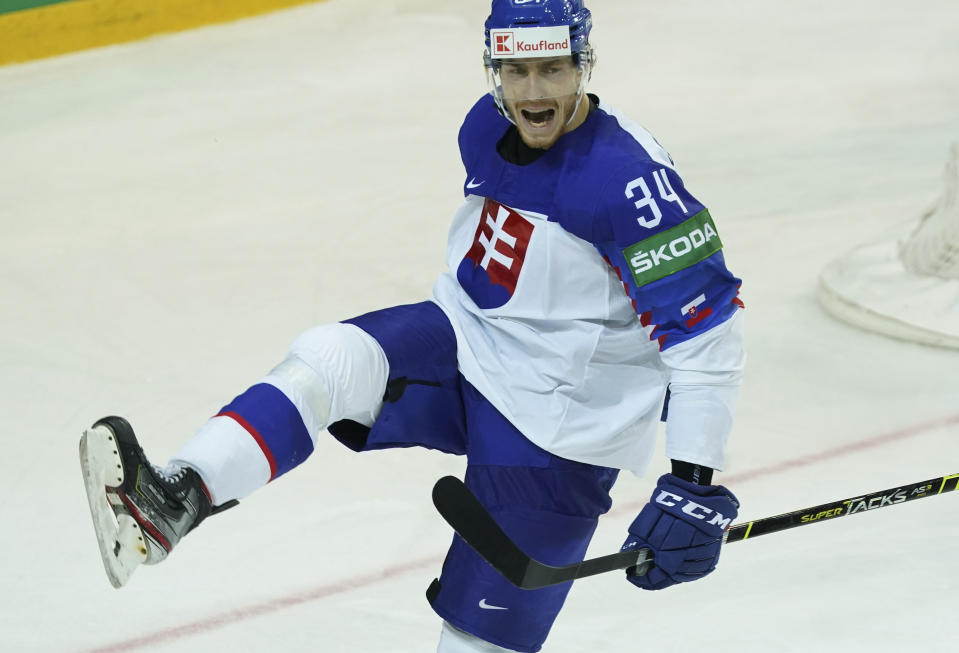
<box><xmin>608</xmin><ymin>412</ymin><xmax>959</xmax><ymax>516</ymax></box>
<box><xmin>82</xmin><ymin>555</ymin><xmax>443</xmax><ymax>653</ymax></box>
<box><xmin>82</xmin><ymin>412</ymin><xmax>959</xmax><ymax>652</ymax></box>
<box><xmin>722</xmin><ymin>412</ymin><xmax>959</xmax><ymax>485</ymax></box>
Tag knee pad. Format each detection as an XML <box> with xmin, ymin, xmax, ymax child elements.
<box><xmin>266</xmin><ymin>323</ymin><xmax>389</xmax><ymax>434</ymax></box>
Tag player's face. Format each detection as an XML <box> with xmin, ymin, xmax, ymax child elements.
<box><xmin>498</xmin><ymin>57</ymin><xmax>588</xmax><ymax>149</ymax></box>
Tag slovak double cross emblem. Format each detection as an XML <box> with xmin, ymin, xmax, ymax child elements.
<box><xmin>456</xmin><ymin>199</ymin><xmax>534</xmax><ymax>309</ymax></box>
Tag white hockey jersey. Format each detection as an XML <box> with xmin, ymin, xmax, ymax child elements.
<box><xmin>431</xmin><ymin>95</ymin><xmax>745</xmax><ymax>475</ymax></box>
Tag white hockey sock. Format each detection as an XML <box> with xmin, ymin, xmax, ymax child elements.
<box><xmin>436</xmin><ymin>622</ymin><xmax>516</xmax><ymax>653</ymax></box>
<box><xmin>171</xmin><ymin>323</ymin><xmax>389</xmax><ymax>504</ymax></box>
<box><xmin>170</xmin><ymin>415</ymin><xmax>271</xmax><ymax>505</ymax></box>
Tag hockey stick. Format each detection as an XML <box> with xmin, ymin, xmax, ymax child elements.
<box><xmin>432</xmin><ymin>472</ymin><xmax>959</xmax><ymax>590</ymax></box>
<box><xmin>723</xmin><ymin>472</ymin><xmax>959</xmax><ymax>542</ymax></box>
<box><xmin>431</xmin><ymin>476</ymin><xmax>652</xmax><ymax>590</ymax></box>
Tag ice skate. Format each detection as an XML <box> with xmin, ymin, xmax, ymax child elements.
<box><xmin>79</xmin><ymin>415</ymin><xmax>213</xmax><ymax>588</ymax></box>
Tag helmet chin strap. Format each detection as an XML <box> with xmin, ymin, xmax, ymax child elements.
<box><xmin>565</xmin><ymin>91</ymin><xmax>586</xmax><ymax>127</ymax></box>
<box><xmin>494</xmin><ymin>89</ymin><xmax>586</xmax><ymax>131</ymax></box>
<box><xmin>495</xmin><ymin>92</ymin><xmax>585</xmax><ymax>129</ymax></box>
<box><xmin>562</xmin><ymin>63</ymin><xmax>591</xmax><ymax>127</ymax></box>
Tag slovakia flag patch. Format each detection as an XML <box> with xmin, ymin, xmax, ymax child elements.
<box><xmin>456</xmin><ymin>199</ymin><xmax>534</xmax><ymax>309</ymax></box>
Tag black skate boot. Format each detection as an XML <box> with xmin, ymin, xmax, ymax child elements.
<box><xmin>79</xmin><ymin>415</ymin><xmax>225</xmax><ymax>587</ymax></box>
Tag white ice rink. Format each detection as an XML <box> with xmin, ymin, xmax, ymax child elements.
<box><xmin>2</xmin><ymin>0</ymin><xmax>959</xmax><ymax>650</ymax></box>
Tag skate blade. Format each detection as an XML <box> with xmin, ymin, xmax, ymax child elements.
<box><xmin>79</xmin><ymin>426</ymin><xmax>149</xmax><ymax>588</ymax></box>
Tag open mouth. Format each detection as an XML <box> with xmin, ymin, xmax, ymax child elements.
<box><xmin>520</xmin><ymin>108</ymin><xmax>556</xmax><ymax>129</ymax></box>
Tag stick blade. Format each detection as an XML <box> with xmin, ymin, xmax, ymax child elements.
<box><xmin>432</xmin><ymin>475</ymin><xmax>533</xmax><ymax>587</ymax></box>
<box><xmin>432</xmin><ymin>476</ymin><xmax>651</xmax><ymax>589</ymax></box>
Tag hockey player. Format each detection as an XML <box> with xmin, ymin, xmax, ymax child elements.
<box><xmin>79</xmin><ymin>1</ymin><xmax>745</xmax><ymax>651</ymax></box>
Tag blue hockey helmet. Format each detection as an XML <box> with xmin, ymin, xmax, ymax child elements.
<box><xmin>482</xmin><ymin>0</ymin><xmax>595</xmax><ymax>130</ymax></box>
<box><xmin>484</xmin><ymin>0</ymin><xmax>592</xmax><ymax>55</ymax></box>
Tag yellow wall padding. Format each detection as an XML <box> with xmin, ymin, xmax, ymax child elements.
<box><xmin>0</xmin><ymin>0</ymin><xmax>324</xmax><ymax>66</ymax></box>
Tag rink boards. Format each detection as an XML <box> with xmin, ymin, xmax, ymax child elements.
<box><xmin>0</xmin><ymin>0</ymin><xmax>324</xmax><ymax>65</ymax></box>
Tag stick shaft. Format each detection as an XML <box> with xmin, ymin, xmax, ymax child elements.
<box><xmin>724</xmin><ymin>473</ymin><xmax>959</xmax><ymax>543</ymax></box>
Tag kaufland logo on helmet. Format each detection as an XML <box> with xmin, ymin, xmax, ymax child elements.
<box><xmin>490</xmin><ymin>26</ymin><xmax>571</xmax><ymax>59</ymax></box>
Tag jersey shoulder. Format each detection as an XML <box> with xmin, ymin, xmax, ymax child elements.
<box><xmin>584</xmin><ymin>102</ymin><xmax>708</xmax><ymax>244</ymax></box>
<box><xmin>554</xmin><ymin>100</ymin><xmax>694</xmax><ymax>243</ymax></box>
<box><xmin>591</xmin><ymin>101</ymin><xmax>676</xmax><ymax>170</ymax></box>
<box><xmin>458</xmin><ymin>94</ymin><xmax>510</xmax><ymax>171</ymax></box>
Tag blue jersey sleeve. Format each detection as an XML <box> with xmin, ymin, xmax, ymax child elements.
<box><xmin>593</xmin><ymin>163</ymin><xmax>743</xmax><ymax>351</ymax></box>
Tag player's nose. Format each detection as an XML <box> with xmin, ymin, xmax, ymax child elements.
<box><xmin>520</xmin><ymin>72</ymin><xmax>551</xmax><ymax>101</ymax></box>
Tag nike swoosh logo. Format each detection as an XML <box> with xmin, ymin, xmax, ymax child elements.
<box><xmin>466</xmin><ymin>178</ymin><xmax>485</xmax><ymax>189</ymax></box>
<box><xmin>478</xmin><ymin>598</ymin><xmax>508</xmax><ymax>610</ymax></box>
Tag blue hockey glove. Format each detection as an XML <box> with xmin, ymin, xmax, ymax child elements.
<box><xmin>622</xmin><ymin>473</ymin><xmax>739</xmax><ymax>590</ymax></box>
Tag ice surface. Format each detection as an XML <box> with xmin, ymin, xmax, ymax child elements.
<box><xmin>1</xmin><ymin>0</ymin><xmax>958</xmax><ymax>651</ymax></box>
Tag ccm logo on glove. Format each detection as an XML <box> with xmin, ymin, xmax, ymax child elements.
<box><xmin>621</xmin><ymin>474</ymin><xmax>740</xmax><ymax>591</ymax></box>
<box><xmin>655</xmin><ymin>491</ymin><xmax>733</xmax><ymax>529</ymax></box>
